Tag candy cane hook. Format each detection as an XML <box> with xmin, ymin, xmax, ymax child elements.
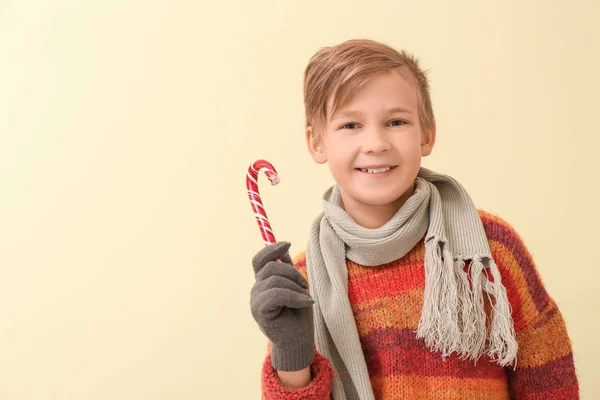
<box><xmin>247</xmin><ymin>159</ymin><xmax>280</xmax><ymax>246</ymax></box>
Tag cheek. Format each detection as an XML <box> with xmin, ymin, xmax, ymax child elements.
<box><xmin>326</xmin><ymin>153</ymin><xmax>355</xmax><ymax>182</ymax></box>
<box><xmin>397</xmin><ymin>135</ymin><xmax>423</xmax><ymax>157</ymax></box>
<box><xmin>328</xmin><ymin>155</ymin><xmax>349</xmax><ymax>175</ymax></box>
<box><xmin>397</xmin><ymin>132</ymin><xmax>421</xmax><ymax>147</ymax></box>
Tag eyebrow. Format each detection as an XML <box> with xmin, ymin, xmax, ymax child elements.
<box><xmin>332</xmin><ymin>107</ymin><xmax>414</xmax><ymax>121</ymax></box>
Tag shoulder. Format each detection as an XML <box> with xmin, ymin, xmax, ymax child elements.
<box><xmin>477</xmin><ymin>209</ymin><xmax>551</xmax><ymax>329</ymax></box>
<box><xmin>478</xmin><ymin>209</ymin><xmax>525</xmax><ymax>245</ymax></box>
<box><xmin>477</xmin><ymin>209</ymin><xmax>535</xmax><ymax>268</ymax></box>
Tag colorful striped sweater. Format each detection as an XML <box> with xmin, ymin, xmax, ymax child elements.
<box><xmin>260</xmin><ymin>210</ymin><xmax>579</xmax><ymax>399</ymax></box>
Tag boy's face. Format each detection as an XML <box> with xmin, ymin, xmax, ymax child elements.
<box><xmin>306</xmin><ymin>69</ymin><xmax>435</xmax><ymax>216</ymax></box>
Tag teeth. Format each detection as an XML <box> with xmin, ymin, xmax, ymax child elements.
<box><xmin>361</xmin><ymin>167</ymin><xmax>392</xmax><ymax>174</ymax></box>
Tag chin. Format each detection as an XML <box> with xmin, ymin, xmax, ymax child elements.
<box><xmin>354</xmin><ymin>189</ymin><xmax>407</xmax><ymax>207</ymax></box>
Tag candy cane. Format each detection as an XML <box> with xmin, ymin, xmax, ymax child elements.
<box><xmin>247</xmin><ymin>159</ymin><xmax>280</xmax><ymax>246</ymax></box>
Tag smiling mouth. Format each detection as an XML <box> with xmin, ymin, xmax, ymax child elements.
<box><xmin>355</xmin><ymin>166</ymin><xmax>397</xmax><ymax>174</ymax></box>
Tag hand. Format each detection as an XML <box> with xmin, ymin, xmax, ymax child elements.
<box><xmin>250</xmin><ymin>241</ymin><xmax>315</xmax><ymax>371</ymax></box>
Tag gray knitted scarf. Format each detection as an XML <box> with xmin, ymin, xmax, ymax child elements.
<box><xmin>306</xmin><ymin>167</ymin><xmax>517</xmax><ymax>400</ymax></box>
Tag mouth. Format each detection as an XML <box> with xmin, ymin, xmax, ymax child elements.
<box><xmin>355</xmin><ymin>165</ymin><xmax>397</xmax><ymax>175</ymax></box>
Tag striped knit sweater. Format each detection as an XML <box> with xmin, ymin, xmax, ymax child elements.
<box><xmin>260</xmin><ymin>210</ymin><xmax>579</xmax><ymax>399</ymax></box>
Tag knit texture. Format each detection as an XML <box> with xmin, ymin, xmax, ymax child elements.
<box><xmin>261</xmin><ymin>210</ymin><xmax>579</xmax><ymax>399</ymax></box>
<box><xmin>307</xmin><ymin>171</ymin><xmax>518</xmax><ymax>399</ymax></box>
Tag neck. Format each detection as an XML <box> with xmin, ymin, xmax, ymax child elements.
<box><xmin>340</xmin><ymin>182</ymin><xmax>416</xmax><ymax>229</ymax></box>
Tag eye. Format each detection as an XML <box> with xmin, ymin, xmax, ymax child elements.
<box><xmin>389</xmin><ymin>120</ymin><xmax>407</xmax><ymax>126</ymax></box>
<box><xmin>340</xmin><ymin>122</ymin><xmax>358</xmax><ymax>130</ymax></box>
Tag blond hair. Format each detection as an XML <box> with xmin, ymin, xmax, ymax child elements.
<box><xmin>303</xmin><ymin>39</ymin><xmax>435</xmax><ymax>141</ymax></box>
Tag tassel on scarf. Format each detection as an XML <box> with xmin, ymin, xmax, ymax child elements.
<box><xmin>417</xmin><ymin>239</ymin><xmax>518</xmax><ymax>368</ymax></box>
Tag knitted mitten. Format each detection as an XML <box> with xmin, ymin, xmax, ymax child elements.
<box><xmin>250</xmin><ymin>241</ymin><xmax>315</xmax><ymax>371</ymax></box>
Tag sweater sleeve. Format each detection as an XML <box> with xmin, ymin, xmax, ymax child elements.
<box><xmin>480</xmin><ymin>211</ymin><xmax>579</xmax><ymax>399</ymax></box>
<box><xmin>260</xmin><ymin>251</ymin><xmax>334</xmax><ymax>400</ymax></box>
<box><xmin>261</xmin><ymin>347</ymin><xmax>333</xmax><ymax>400</ymax></box>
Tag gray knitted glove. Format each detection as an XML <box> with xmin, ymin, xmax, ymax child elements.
<box><xmin>250</xmin><ymin>241</ymin><xmax>315</xmax><ymax>371</ymax></box>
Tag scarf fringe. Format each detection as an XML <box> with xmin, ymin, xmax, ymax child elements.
<box><xmin>417</xmin><ymin>239</ymin><xmax>518</xmax><ymax>368</ymax></box>
<box><xmin>485</xmin><ymin>259</ymin><xmax>519</xmax><ymax>367</ymax></box>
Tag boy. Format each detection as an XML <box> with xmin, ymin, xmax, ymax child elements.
<box><xmin>250</xmin><ymin>39</ymin><xmax>579</xmax><ymax>399</ymax></box>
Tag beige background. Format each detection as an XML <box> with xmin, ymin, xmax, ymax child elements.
<box><xmin>1</xmin><ymin>0</ymin><xmax>598</xmax><ymax>398</ymax></box>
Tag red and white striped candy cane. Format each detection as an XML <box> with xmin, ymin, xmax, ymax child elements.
<box><xmin>247</xmin><ymin>159</ymin><xmax>280</xmax><ymax>246</ymax></box>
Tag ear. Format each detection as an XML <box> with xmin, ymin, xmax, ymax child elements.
<box><xmin>305</xmin><ymin>126</ymin><xmax>327</xmax><ymax>164</ymax></box>
<box><xmin>420</xmin><ymin>121</ymin><xmax>436</xmax><ymax>157</ymax></box>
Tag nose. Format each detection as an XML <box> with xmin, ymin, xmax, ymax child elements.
<box><xmin>361</xmin><ymin>126</ymin><xmax>391</xmax><ymax>154</ymax></box>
